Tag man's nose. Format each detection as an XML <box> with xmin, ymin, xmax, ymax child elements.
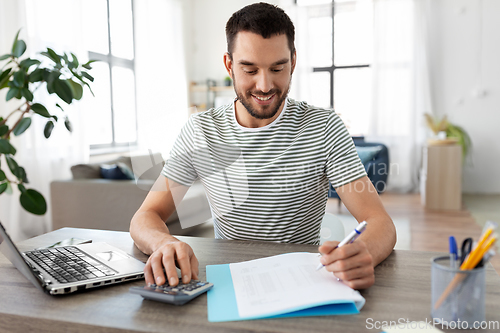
<box><xmin>255</xmin><ymin>71</ymin><xmax>273</xmax><ymax>93</ymax></box>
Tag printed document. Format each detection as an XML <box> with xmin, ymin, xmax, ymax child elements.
<box><xmin>229</xmin><ymin>252</ymin><xmax>365</xmax><ymax>318</ymax></box>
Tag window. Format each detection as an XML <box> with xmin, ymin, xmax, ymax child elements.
<box><xmin>83</xmin><ymin>0</ymin><xmax>137</xmax><ymax>150</ymax></box>
<box><xmin>299</xmin><ymin>0</ymin><xmax>373</xmax><ymax>135</ymax></box>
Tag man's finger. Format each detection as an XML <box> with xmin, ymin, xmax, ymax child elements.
<box><xmin>326</xmin><ymin>251</ymin><xmax>372</xmax><ymax>272</ymax></box>
<box><xmin>344</xmin><ymin>275</ymin><xmax>375</xmax><ymax>290</ymax></box>
<box><xmin>144</xmin><ymin>260</ymin><xmax>155</xmax><ymax>285</ymax></box>
<box><xmin>190</xmin><ymin>254</ymin><xmax>199</xmax><ymax>280</ymax></box>
<box><xmin>175</xmin><ymin>244</ymin><xmax>192</xmax><ymax>284</ymax></box>
<box><xmin>151</xmin><ymin>254</ymin><xmax>167</xmax><ymax>285</ymax></box>
<box><xmin>320</xmin><ymin>243</ymin><xmax>360</xmax><ymax>266</ymax></box>
<box><xmin>162</xmin><ymin>249</ymin><xmax>179</xmax><ymax>286</ymax></box>
<box><xmin>331</xmin><ymin>264</ymin><xmax>374</xmax><ymax>281</ymax></box>
<box><xmin>318</xmin><ymin>240</ymin><xmax>340</xmax><ymax>255</ymax></box>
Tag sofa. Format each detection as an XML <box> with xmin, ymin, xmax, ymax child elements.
<box><xmin>328</xmin><ymin>137</ymin><xmax>390</xmax><ymax>203</ymax></box>
<box><xmin>50</xmin><ymin>153</ymin><xmax>214</xmax><ymax>237</ymax></box>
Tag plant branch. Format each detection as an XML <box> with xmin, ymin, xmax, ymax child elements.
<box><xmin>0</xmin><ymin>103</ymin><xmax>26</xmax><ymax>127</ymax></box>
<box><xmin>4</xmin><ymin>103</ymin><xmax>31</xmax><ymax>138</ymax></box>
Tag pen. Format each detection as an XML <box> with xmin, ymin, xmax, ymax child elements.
<box><xmin>316</xmin><ymin>221</ymin><xmax>368</xmax><ymax>271</ymax></box>
<box><xmin>449</xmin><ymin>236</ymin><xmax>458</xmax><ymax>269</ymax></box>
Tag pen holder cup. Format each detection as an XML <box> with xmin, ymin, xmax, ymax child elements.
<box><xmin>431</xmin><ymin>256</ymin><xmax>486</xmax><ymax>326</ymax></box>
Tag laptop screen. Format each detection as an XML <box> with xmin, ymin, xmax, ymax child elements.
<box><xmin>0</xmin><ymin>222</ymin><xmax>45</xmax><ymax>292</ymax></box>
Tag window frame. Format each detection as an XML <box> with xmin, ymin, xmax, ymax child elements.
<box><xmin>88</xmin><ymin>0</ymin><xmax>138</xmax><ymax>152</ymax></box>
<box><xmin>309</xmin><ymin>1</ymin><xmax>371</xmax><ymax>109</ymax></box>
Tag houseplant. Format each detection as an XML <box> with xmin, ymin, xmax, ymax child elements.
<box><xmin>424</xmin><ymin>113</ymin><xmax>472</xmax><ymax>162</ymax></box>
<box><xmin>0</xmin><ymin>30</ymin><xmax>95</xmax><ymax>215</ymax></box>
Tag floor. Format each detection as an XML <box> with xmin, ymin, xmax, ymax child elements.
<box><xmin>326</xmin><ymin>192</ymin><xmax>500</xmax><ymax>274</ymax></box>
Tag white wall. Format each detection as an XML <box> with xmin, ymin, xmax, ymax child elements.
<box><xmin>186</xmin><ymin>0</ymin><xmax>282</xmax><ymax>84</ymax></box>
<box><xmin>427</xmin><ymin>0</ymin><xmax>500</xmax><ymax>193</ymax></box>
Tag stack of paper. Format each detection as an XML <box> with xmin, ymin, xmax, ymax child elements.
<box><xmin>207</xmin><ymin>252</ymin><xmax>365</xmax><ymax>322</ymax></box>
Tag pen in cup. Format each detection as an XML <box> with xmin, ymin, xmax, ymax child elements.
<box><xmin>316</xmin><ymin>221</ymin><xmax>367</xmax><ymax>271</ymax></box>
<box><xmin>449</xmin><ymin>236</ymin><xmax>458</xmax><ymax>269</ymax></box>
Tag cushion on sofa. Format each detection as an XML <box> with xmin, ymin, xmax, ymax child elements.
<box><xmin>71</xmin><ymin>155</ymin><xmax>139</xmax><ymax>180</ymax></box>
<box><xmin>71</xmin><ymin>164</ymin><xmax>101</xmax><ymax>179</ymax></box>
<box><xmin>356</xmin><ymin>146</ymin><xmax>383</xmax><ymax>164</ymax></box>
<box><xmin>100</xmin><ymin>162</ymin><xmax>135</xmax><ymax>180</ymax></box>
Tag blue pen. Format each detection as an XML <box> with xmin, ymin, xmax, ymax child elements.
<box><xmin>316</xmin><ymin>221</ymin><xmax>367</xmax><ymax>271</ymax></box>
<box><xmin>449</xmin><ymin>236</ymin><xmax>458</xmax><ymax>269</ymax></box>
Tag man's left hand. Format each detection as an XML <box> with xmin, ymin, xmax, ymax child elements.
<box><xmin>318</xmin><ymin>240</ymin><xmax>375</xmax><ymax>290</ymax></box>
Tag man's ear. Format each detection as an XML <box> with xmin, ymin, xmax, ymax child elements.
<box><xmin>223</xmin><ymin>52</ymin><xmax>233</xmax><ymax>77</ymax></box>
<box><xmin>291</xmin><ymin>51</ymin><xmax>297</xmax><ymax>75</ymax></box>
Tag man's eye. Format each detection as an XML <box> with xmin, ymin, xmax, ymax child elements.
<box><xmin>272</xmin><ymin>68</ymin><xmax>284</xmax><ymax>73</ymax></box>
<box><xmin>245</xmin><ymin>70</ymin><xmax>257</xmax><ymax>75</ymax></box>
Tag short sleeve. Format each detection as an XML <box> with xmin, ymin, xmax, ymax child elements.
<box><xmin>324</xmin><ymin>112</ymin><xmax>367</xmax><ymax>188</ymax></box>
<box><xmin>161</xmin><ymin>115</ymin><xmax>199</xmax><ymax>186</ymax></box>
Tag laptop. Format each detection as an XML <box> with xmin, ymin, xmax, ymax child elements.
<box><xmin>0</xmin><ymin>221</ymin><xmax>145</xmax><ymax>295</ymax></box>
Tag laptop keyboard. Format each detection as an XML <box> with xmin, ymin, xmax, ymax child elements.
<box><xmin>25</xmin><ymin>246</ymin><xmax>116</xmax><ymax>284</ymax></box>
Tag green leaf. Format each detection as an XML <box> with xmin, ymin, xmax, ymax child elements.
<box><xmin>0</xmin><ymin>125</ymin><xmax>8</xmax><ymax>136</ymax></box>
<box><xmin>16</xmin><ymin>166</ymin><xmax>28</xmax><ymax>183</ymax></box>
<box><xmin>68</xmin><ymin>79</ymin><xmax>83</xmax><ymax>100</ymax></box>
<box><xmin>0</xmin><ymin>54</ymin><xmax>12</xmax><ymax>61</ymax></box>
<box><xmin>21</xmin><ymin>88</ymin><xmax>33</xmax><ymax>102</ymax></box>
<box><xmin>44</xmin><ymin>120</ymin><xmax>54</xmax><ymax>138</ymax></box>
<box><xmin>5</xmin><ymin>181</ymin><xmax>13</xmax><ymax>194</ymax></box>
<box><xmin>31</xmin><ymin>103</ymin><xmax>51</xmax><ymax>118</ymax></box>
<box><xmin>12</xmin><ymin>40</ymin><xmax>27</xmax><ymax>58</ymax></box>
<box><xmin>0</xmin><ymin>183</ymin><xmax>7</xmax><ymax>195</ymax></box>
<box><xmin>0</xmin><ymin>170</ymin><xmax>6</xmax><ymax>181</ymax></box>
<box><xmin>55</xmin><ymin>103</ymin><xmax>64</xmax><ymax>112</ymax></box>
<box><xmin>52</xmin><ymin>115</ymin><xmax>58</xmax><ymax>122</ymax></box>
<box><xmin>5</xmin><ymin>155</ymin><xmax>19</xmax><ymax>175</ymax></box>
<box><xmin>0</xmin><ymin>68</ymin><xmax>12</xmax><ymax>88</ymax></box>
<box><xmin>13</xmin><ymin>70</ymin><xmax>25</xmax><ymax>87</ymax></box>
<box><xmin>47</xmin><ymin>48</ymin><xmax>61</xmax><ymax>64</ymax></box>
<box><xmin>0</xmin><ymin>139</ymin><xmax>12</xmax><ymax>153</ymax></box>
<box><xmin>62</xmin><ymin>53</ymin><xmax>70</xmax><ymax>65</ymax></box>
<box><xmin>13</xmin><ymin>117</ymin><xmax>31</xmax><ymax>136</ymax></box>
<box><xmin>64</xmin><ymin>117</ymin><xmax>73</xmax><ymax>132</ymax></box>
<box><xmin>29</xmin><ymin>68</ymin><xmax>44</xmax><ymax>83</ymax></box>
<box><xmin>20</xmin><ymin>188</ymin><xmax>47</xmax><ymax>215</ymax></box>
<box><xmin>53</xmin><ymin>78</ymin><xmax>73</xmax><ymax>104</ymax></box>
<box><xmin>81</xmin><ymin>71</ymin><xmax>94</xmax><ymax>82</ymax></box>
<box><xmin>20</xmin><ymin>58</ymin><xmax>41</xmax><ymax>69</ymax></box>
<box><xmin>12</xmin><ymin>29</ymin><xmax>26</xmax><ymax>58</ymax></box>
<box><xmin>11</xmin><ymin>29</ymin><xmax>21</xmax><ymax>51</ymax></box>
<box><xmin>18</xmin><ymin>183</ymin><xmax>26</xmax><ymax>193</ymax></box>
<box><xmin>6</xmin><ymin>87</ymin><xmax>20</xmax><ymax>101</ymax></box>
<box><xmin>70</xmin><ymin>53</ymin><xmax>79</xmax><ymax>67</ymax></box>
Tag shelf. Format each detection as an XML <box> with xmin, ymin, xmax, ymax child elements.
<box><xmin>189</xmin><ymin>85</ymin><xmax>233</xmax><ymax>92</ymax></box>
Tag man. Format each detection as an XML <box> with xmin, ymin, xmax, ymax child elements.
<box><xmin>130</xmin><ymin>2</ymin><xmax>396</xmax><ymax>290</ymax></box>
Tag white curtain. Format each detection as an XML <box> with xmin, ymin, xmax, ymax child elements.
<box><xmin>368</xmin><ymin>0</ymin><xmax>429</xmax><ymax>192</ymax></box>
<box><xmin>0</xmin><ymin>0</ymin><xmax>89</xmax><ymax>241</ymax></box>
<box><xmin>287</xmin><ymin>0</ymin><xmax>431</xmax><ymax>193</ymax></box>
<box><xmin>134</xmin><ymin>0</ymin><xmax>190</xmax><ymax>159</ymax></box>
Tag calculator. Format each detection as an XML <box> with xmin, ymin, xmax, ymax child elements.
<box><xmin>129</xmin><ymin>280</ymin><xmax>214</xmax><ymax>305</ymax></box>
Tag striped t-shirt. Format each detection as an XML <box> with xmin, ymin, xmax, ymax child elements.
<box><xmin>162</xmin><ymin>98</ymin><xmax>366</xmax><ymax>245</ymax></box>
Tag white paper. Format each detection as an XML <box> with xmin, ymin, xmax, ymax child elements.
<box><xmin>229</xmin><ymin>252</ymin><xmax>365</xmax><ymax>318</ymax></box>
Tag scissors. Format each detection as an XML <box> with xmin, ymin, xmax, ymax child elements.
<box><xmin>460</xmin><ymin>237</ymin><xmax>473</xmax><ymax>265</ymax></box>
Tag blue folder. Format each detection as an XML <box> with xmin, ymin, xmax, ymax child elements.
<box><xmin>207</xmin><ymin>263</ymin><xmax>363</xmax><ymax>322</ymax></box>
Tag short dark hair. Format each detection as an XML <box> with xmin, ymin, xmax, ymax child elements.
<box><xmin>225</xmin><ymin>2</ymin><xmax>295</xmax><ymax>59</ymax></box>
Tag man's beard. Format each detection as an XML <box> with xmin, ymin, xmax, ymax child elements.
<box><xmin>233</xmin><ymin>76</ymin><xmax>291</xmax><ymax>120</ymax></box>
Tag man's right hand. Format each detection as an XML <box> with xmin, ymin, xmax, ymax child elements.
<box><xmin>144</xmin><ymin>236</ymin><xmax>199</xmax><ymax>286</ymax></box>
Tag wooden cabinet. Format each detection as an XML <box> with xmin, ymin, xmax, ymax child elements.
<box><xmin>420</xmin><ymin>144</ymin><xmax>462</xmax><ymax>210</ymax></box>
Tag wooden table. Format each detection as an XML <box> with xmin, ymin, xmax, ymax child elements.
<box><xmin>1</xmin><ymin>228</ymin><xmax>499</xmax><ymax>333</ymax></box>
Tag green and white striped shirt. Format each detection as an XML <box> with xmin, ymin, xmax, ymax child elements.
<box><xmin>162</xmin><ymin>98</ymin><xmax>366</xmax><ymax>244</ymax></box>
